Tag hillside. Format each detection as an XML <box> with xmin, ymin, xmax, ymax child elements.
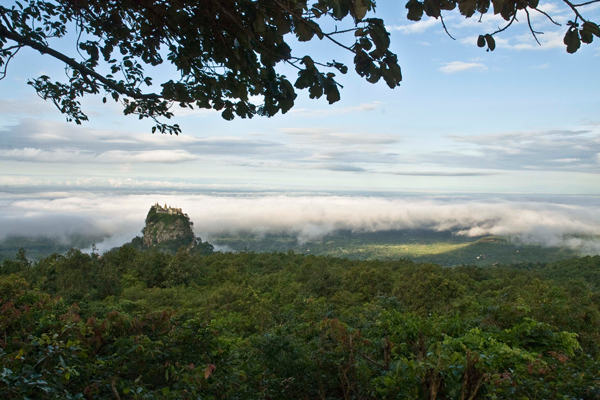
<box><xmin>140</xmin><ymin>204</ymin><xmax>195</xmax><ymax>251</ymax></box>
<box><xmin>1</xmin><ymin>247</ymin><xmax>600</xmax><ymax>398</ymax></box>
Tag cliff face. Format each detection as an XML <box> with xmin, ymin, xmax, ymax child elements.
<box><xmin>142</xmin><ymin>208</ymin><xmax>195</xmax><ymax>248</ymax></box>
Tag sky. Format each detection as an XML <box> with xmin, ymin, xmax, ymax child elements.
<box><xmin>0</xmin><ymin>1</ymin><xmax>599</xmax><ymax>252</ymax></box>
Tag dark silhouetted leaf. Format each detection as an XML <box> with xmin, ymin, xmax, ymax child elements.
<box><xmin>580</xmin><ymin>29</ymin><xmax>593</xmax><ymax>44</ymax></box>
<box><xmin>406</xmin><ymin>0</ymin><xmax>424</xmax><ymax>21</ymax></box>
<box><xmin>477</xmin><ymin>35</ymin><xmax>486</xmax><ymax>47</ymax></box>
<box><xmin>353</xmin><ymin>0</ymin><xmax>368</xmax><ymax>20</ymax></box>
<box><xmin>458</xmin><ymin>0</ymin><xmax>478</xmax><ymax>18</ymax></box>
<box><xmin>564</xmin><ymin>28</ymin><xmax>581</xmax><ymax>53</ymax></box>
<box><xmin>583</xmin><ymin>21</ymin><xmax>600</xmax><ymax>37</ymax></box>
<box><xmin>484</xmin><ymin>34</ymin><xmax>495</xmax><ymax>51</ymax></box>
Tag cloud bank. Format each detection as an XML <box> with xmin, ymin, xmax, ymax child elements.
<box><xmin>1</xmin><ymin>192</ymin><xmax>598</xmax><ymax>254</ymax></box>
<box><xmin>1</xmin><ymin>118</ymin><xmax>598</xmax><ymax>189</ymax></box>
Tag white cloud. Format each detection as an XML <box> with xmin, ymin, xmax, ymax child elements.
<box><xmin>389</xmin><ymin>18</ymin><xmax>439</xmax><ymax>34</ymax></box>
<box><xmin>102</xmin><ymin>150</ymin><xmax>198</xmax><ymax>163</ymax></box>
<box><xmin>512</xmin><ymin>30</ymin><xmax>565</xmax><ymax>50</ymax></box>
<box><xmin>0</xmin><ymin>119</ymin><xmax>406</xmax><ymax>173</ymax></box>
<box><xmin>0</xmin><ymin>119</ymin><xmax>286</xmax><ymax>163</ymax></box>
<box><xmin>439</xmin><ymin>61</ymin><xmax>487</xmax><ymax>73</ymax></box>
<box><xmin>533</xmin><ymin>63</ymin><xmax>550</xmax><ymax>69</ymax></box>
<box><xmin>460</xmin><ymin>31</ymin><xmax>565</xmax><ymax>53</ymax></box>
<box><xmin>289</xmin><ymin>101</ymin><xmax>383</xmax><ymax>116</ymax></box>
<box><xmin>552</xmin><ymin>158</ymin><xmax>580</xmax><ymax>163</ymax></box>
<box><xmin>0</xmin><ymin>148</ymin><xmax>84</xmax><ymax>162</ymax></box>
<box><xmin>442</xmin><ymin>128</ymin><xmax>600</xmax><ymax>171</ymax></box>
<box><xmin>0</xmin><ymin>148</ymin><xmax>198</xmax><ymax>163</ymax></box>
<box><xmin>1</xmin><ymin>192</ymin><xmax>599</xmax><ymax>255</ymax></box>
<box><xmin>280</xmin><ymin>127</ymin><xmax>399</xmax><ymax>146</ymax></box>
<box><xmin>0</xmin><ymin>97</ymin><xmax>56</xmax><ymax>116</ymax></box>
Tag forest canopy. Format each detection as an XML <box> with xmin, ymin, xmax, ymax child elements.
<box><xmin>0</xmin><ymin>0</ymin><xmax>598</xmax><ymax>134</ymax></box>
<box><xmin>1</xmin><ymin>245</ymin><xmax>600</xmax><ymax>398</ymax></box>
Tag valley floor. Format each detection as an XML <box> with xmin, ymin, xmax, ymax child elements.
<box><xmin>210</xmin><ymin>229</ymin><xmax>581</xmax><ymax>266</ymax></box>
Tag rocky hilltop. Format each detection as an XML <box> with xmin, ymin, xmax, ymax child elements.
<box><xmin>142</xmin><ymin>203</ymin><xmax>195</xmax><ymax>248</ymax></box>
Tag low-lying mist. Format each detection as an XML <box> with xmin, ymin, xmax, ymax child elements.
<box><xmin>1</xmin><ymin>191</ymin><xmax>599</xmax><ymax>254</ymax></box>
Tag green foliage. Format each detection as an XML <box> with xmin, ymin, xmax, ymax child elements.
<box><xmin>1</xmin><ymin>0</ymin><xmax>595</xmax><ymax>133</ymax></box>
<box><xmin>0</xmin><ymin>235</ymin><xmax>102</xmax><ymax>261</ymax></box>
<box><xmin>163</xmin><ymin>246</ymin><xmax>197</xmax><ymax>287</ymax></box>
<box><xmin>541</xmin><ymin>255</ymin><xmax>600</xmax><ymax>291</ymax></box>
<box><xmin>0</xmin><ymin>0</ymin><xmax>395</xmax><ymax>133</ymax></box>
<box><xmin>130</xmin><ymin>248</ymin><xmax>170</xmax><ymax>289</ymax></box>
<box><xmin>0</xmin><ymin>247</ymin><xmax>30</xmax><ymax>275</ymax></box>
<box><xmin>2</xmin><ymin>246</ymin><xmax>600</xmax><ymax>397</ymax></box>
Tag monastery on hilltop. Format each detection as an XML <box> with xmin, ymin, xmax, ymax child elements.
<box><xmin>151</xmin><ymin>202</ymin><xmax>187</xmax><ymax>216</ymax></box>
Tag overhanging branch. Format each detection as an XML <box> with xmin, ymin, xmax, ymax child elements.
<box><xmin>0</xmin><ymin>24</ymin><xmax>161</xmax><ymax>101</ymax></box>
<box><xmin>563</xmin><ymin>0</ymin><xmax>588</xmax><ymax>23</ymax></box>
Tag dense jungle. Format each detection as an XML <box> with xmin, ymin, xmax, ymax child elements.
<box><xmin>2</xmin><ymin>243</ymin><xmax>600</xmax><ymax>398</ymax></box>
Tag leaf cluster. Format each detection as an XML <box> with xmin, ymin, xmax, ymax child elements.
<box><xmin>0</xmin><ymin>0</ymin><xmax>400</xmax><ymax>133</ymax></box>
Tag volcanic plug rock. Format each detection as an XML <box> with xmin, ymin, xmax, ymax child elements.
<box><xmin>142</xmin><ymin>203</ymin><xmax>195</xmax><ymax>248</ymax></box>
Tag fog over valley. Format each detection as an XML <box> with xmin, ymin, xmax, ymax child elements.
<box><xmin>1</xmin><ymin>190</ymin><xmax>599</xmax><ymax>255</ymax></box>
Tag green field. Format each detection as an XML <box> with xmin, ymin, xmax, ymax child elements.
<box><xmin>0</xmin><ymin>228</ymin><xmax>588</xmax><ymax>266</ymax></box>
<box><xmin>210</xmin><ymin>229</ymin><xmax>581</xmax><ymax>266</ymax></box>
<box><xmin>340</xmin><ymin>241</ymin><xmax>472</xmax><ymax>257</ymax></box>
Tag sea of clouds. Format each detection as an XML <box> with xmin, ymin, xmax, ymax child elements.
<box><xmin>0</xmin><ymin>191</ymin><xmax>599</xmax><ymax>254</ymax></box>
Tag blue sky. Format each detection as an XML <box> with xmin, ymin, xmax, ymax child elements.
<box><xmin>1</xmin><ymin>1</ymin><xmax>599</xmax><ymax>195</ymax></box>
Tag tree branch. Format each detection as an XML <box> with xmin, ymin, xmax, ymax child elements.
<box><xmin>524</xmin><ymin>8</ymin><xmax>542</xmax><ymax>45</ymax></box>
<box><xmin>532</xmin><ymin>7</ymin><xmax>561</xmax><ymax>26</ymax></box>
<box><xmin>467</xmin><ymin>375</ymin><xmax>485</xmax><ymax>400</ymax></box>
<box><xmin>275</xmin><ymin>0</ymin><xmax>357</xmax><ymax>53</ymax></box>
<box><xmin>491</xmin><ymin>13</ymin><xmax>517</xmax><ymax>36</ymax></box>
<box><xmin>322</xmin><ymin>32</ymin><xmax>356</xmax><ymax>52</ymax></box>
<box><xmin>354</xmin><ymin>348</ymin><xmax>389</xmax><ymax>370</ymax></box>
<box><xmin>110</xmin><ymin>377</ymin><xmax>122</xmax><ymax>400</ymax></box>
<box><xmin>572</xmin><ymin>0</ymin><xmax>600</xmax><ymax>6</ymax></box>
<box><xmin>0</xmin><ymin>7</ymin><xmax>15</xmax><ymax>32</ymax></box>
<box><xmin>0</xmin><ymin>45</ymin><xmax>22</xmax><ymax>80</ymax></box>
<box><xmin>1</xmin><ymin>44</ymin><xmax>23</xmax><ymax>52</ymax></box>
<box><xmin>290</xmin><ymin>56</ymin><xmax>337</xmax><ymax>69</ymax></box>
<box><xmin>440</xmin><ymin>13</ymin><xmax>456</xmax><ymax>40</ymax></box>
<box><xmin>324</xmin><ymin>27</ymin><xmax>359</xmax><ymax>35</ymax></box>
<box><xmin>563</xmin><ymin>0</ymin><xmax>588</xmax><ymax>23</ymax></box>
<box><xmin>0</xmin><ymin>25</ymin><xmax>161</xmax><ymax>100</ymax></box>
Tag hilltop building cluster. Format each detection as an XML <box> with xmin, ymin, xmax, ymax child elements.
<box><xmin>151</xmin><ymin>202</ymin><xmax>187</xmax><ymax>217</ymax></box>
